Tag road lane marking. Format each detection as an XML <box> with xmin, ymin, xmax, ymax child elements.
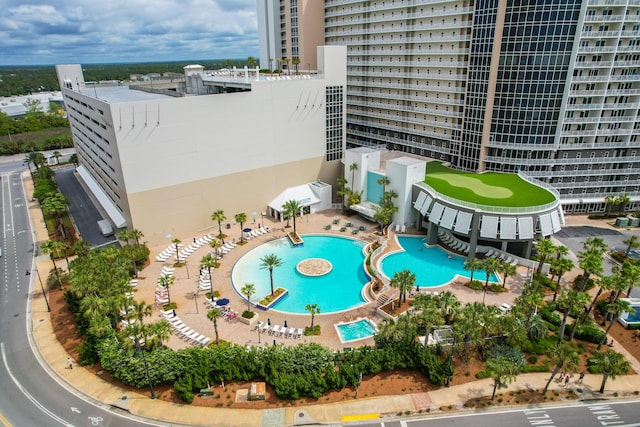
<box><xmin>0</xmin><ymin>343</ymin><xmax>73</xmax><ymax>426</ymax></box>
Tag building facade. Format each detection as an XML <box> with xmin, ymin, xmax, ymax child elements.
<box><xmin>257</xmin><ymin>0</ymin><xmax>325</xmax><ymax>72</ymax></box>
<box><xmin>56</xmin><ymin>46</ymin><xmax>346</xmax><ymax>245</ymax></box>
<box><xmin>324</xmin><ymin>0</ymin><xmax>640</xmax><ymax>214</ymax></box>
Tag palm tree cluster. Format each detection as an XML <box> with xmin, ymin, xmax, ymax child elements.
<box><xmin>372</xmin><ymin>176</ymin><xmax>398</xmax><ymax>233</ymax></box>
<box><xmin>67</xmin><ymin>242</ymin><xmax>170</xmax><ymax>362</ymax></box>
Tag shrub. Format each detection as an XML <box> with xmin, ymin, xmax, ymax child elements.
<box><xmin>468</xmin><ymin>280</ymin><xmax>483</xmax><ymax>291</ymax></box>
<box><xmin>476</xmin><ymin>370</ymin><xmax>490</xmax><ymax>379</ymax></box>
<box><xmin>523</xmin><ymin>336</ymin><xmax>557</xmax><ymax>355</ymax></box>
<box><xmin>242</xmin><ymin>310</ymin><xmax>255</xmax><ymax>319</ymax></box>
<box><xmin>540</xmin><ymin>305</ymin><xmax>561</xmax><ymax>326</ymax></box>
<box><xmin>522</xmin><ymin>364</ymin><xmax>550</xmax><ymax>373</ymax></box>
<box><xmin>574</xmin><ymin>323</ymin><xmax>606</xmax><ymax>344</ymax></box>
<box><xmin>528</xmin><ymin>355</ymin><xmax>538</xmax><ymax>364</ymax></box>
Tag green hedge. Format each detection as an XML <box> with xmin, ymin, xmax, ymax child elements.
<box><xmin>522</xmin><ymin>364</ymin><xmax>550</xmax><ymax>373</ymax></box>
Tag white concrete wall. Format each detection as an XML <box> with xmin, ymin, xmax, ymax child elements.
<box><xmin>386</xmin><ymin>157</ymin><xmax>427</xmax><ymax>227</ymax></box>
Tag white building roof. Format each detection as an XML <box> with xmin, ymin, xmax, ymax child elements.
<box><xmin>268</xmin><ymin>184</ymin><xmax>321</xmax><ymax>212</ymax></box>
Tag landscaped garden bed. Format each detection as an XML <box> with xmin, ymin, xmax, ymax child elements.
<box><xmin>256</xmin><ymin>287</ymin><xmax>288</xmax><ymax>310</ymax></box>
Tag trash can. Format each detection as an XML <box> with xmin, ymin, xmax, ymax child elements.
<box><xmin>226</xmin><ymin>223</ymin><xmax>231</xmax><ymax>229</ymax></box>
<box><xmin>630</xmin><ymin>218</ymin><xmax>640</xmax><ymax>227</ymax></box>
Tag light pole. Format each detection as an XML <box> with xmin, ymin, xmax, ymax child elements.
<box><xmin>26</xmin><ymin>268</ymin><xmax>50</xmax><ymax>312</ymax></box>
<box><xmin>184</xmin><ymin>260</ymin><xmax>190</xmax><ymax>279</ymax></box>
<box><xmin>136</xmin><ymin>343</ymin><xmax>156</xmax><ymax>399</ymax></box>
<box><xmin>446</xmin><ymin>335</ymin><xmax>457</xmax><ymax>388</ymax></box>
<box><xmin>193</xmin><ymin>291</ymin><xmax>199</xmax><ymax>314</ymax></box>
<box><xmin>257</xmin><ymin>325</ymin><xmax>261</xmax><ymax>344</ymax></box>
<box><xmin>261</xmin><ymin>212</ymin><xmax>265</xmax><ymax>228</ymax></box>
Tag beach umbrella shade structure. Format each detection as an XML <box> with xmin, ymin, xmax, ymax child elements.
<box><xmin>216</xmin><ymin>298</ymin><xmax>230</xmax><ymax>306</ymax></box>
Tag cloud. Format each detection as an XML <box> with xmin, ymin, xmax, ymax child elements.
<box><xmin>0</xmin><ymin>0</ymin><xmax>259</xmax><ymax>65</ymax></box>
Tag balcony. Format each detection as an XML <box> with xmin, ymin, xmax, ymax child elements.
<box><xmin>347</xmin><ymin>59</ymin><xmax>469</xmax><ymax>68</ymax></box>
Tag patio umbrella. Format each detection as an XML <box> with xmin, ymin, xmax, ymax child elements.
<box><xmin>284</xmin><ymin>320</ymin><xmax>288</xmax><ymax>328</ymax></box>
<box><xmin>267</xmin><ymin>318</ymin><xmax>271</xmax><ymax>326</ymax></box>
<box><xmin>216</xmin><ymin>298</ymin><xmax>230</xmax><ymax>306</ymax></box>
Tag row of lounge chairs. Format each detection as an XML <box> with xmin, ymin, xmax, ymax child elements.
<box><xmin>178</xmin><ymin>234</ymin><xmax>215</xmax><ymax>260</ymax></box>
<box><xmin>439</xmin><ymin>232</ymin><xmax>470</xmax><ymax>255</ymax></box>
<box><xmin>254</xmin><ymin>321</ymin><xmax>303</xmax><ymax>339</ymax></box>
<box><xmin>485</xmin><ymin>249</ymin><xmax>518</xmax><ymax>265</ymax></box>
<box><xmin>160</xmin><ymin>310</ymin><xmax>210</xmax><ymax>346</ymax></box>
<box><xmin>394</xmin><ymin>224</ymin><xmax>407</xmax><ymax>233</ymax></box>
<box><xmin>155</xmin><ymin>244</ymin><xmax>181</xmax><ymax>262</ymax></box>
<box><xmin>155</xmin><ymin>266</ymin><xmax>175</xmax><ymax>305</ymax></box>
<box><xmin>244</xmin><ymin>226</ymin><xmax>271</xmax><ymax>240</ymax></box>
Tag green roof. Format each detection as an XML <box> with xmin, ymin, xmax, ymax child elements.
<box><xmin>424</xmin><ymin>162</ymin><xmax>556</xmax><ymax>208</ymax></box>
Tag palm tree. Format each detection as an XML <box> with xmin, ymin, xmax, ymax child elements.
<box><xmin>52</xmin><ymin>150</ymin><xmax>61</xmax><ymax>164</ymax></box>
<box><xmin>620</xmin><ymin>260</ymin><xmax>640</xmax><ymax>298</ymax></box>
<box><xmin>591</xmin><ymin>349</ymin><xmax>631</xmax><ymax>393</ymax></box>
<box><xmin>268</xmin><ymin>57</ymin><xmax>274</xmax><ymax>71</ymax></box>
<box><xmin>486</xmin><ymin>357</ymin><xmax>519</xmax><ymax>400</ymax></box>
<box><xmin>211</xmin><ymin>210</ymin><xmax>226</xmax><ymax>238</ymax></box>
<box><xmin>497</xmin><ymin>261</ymin><xmax>517</xmax><ymax>288</ymax></box>
<box><xmin>207</xmin><ymin>308</ymin><xmax>223</xmax><ymax>345</ymax></box>
<box><xmin>247</xmin><ymin>56</ymin><xmax>257</xmax><ymax>68</ymax></box>
<box><xmin>118</xmin><ymin>229</ymin><xmax>132</xmax><ymax>245</ymax></box>
<box><xmin>336</xmin><ymin>176</ymin><xmax>348</xmax><ymax>212</ymax></box>
<box><xmin>597</xmin><ymin>299</ymin><xmax>634</xmax><ymax>351</ymax></box>
<box><xmin>209</xmin><ymin>238</ymin><xmax>223</xmax><ymax>258</ymax></box>
<box><xmin>305</xmin><ymin>303</ymin><xmax>320</xmax><ymax>329</ymax></box>
<box><xmin>377</xmin><ymin>176</ymin><xmax>390</xmax><ymax>194</ymax></box>
<box><xmin>616</xmin><ymin>193</ymin><xmax>630</xmax><ymax>214</ymax></box>
<box><xmin>550</xmin><ymin>256</ymin><xmax>574</xmax><ymax>302</ymax></box>
<box><xmin>542</xmin><ymin>344</ymin><xmax>581</xmax><ymax>394</ymax></box>
<box><xmin>557</xmin><ymin>289</ymin><xmax>590</xmax><ymax>343</ymax></box>
<box><xmin>391</xmin><ymin>269</ymin><xmax>416</xmax><ymax>304</ymax></box>
<box><xmin>41</xmin><ymin>240</ymin><xmax>66</xmax><ymax>289</ymax></box>
<box><xmin>73</xmin><ymin>240</ymin><xmax>91</xmax><ymax>258</ymax></box>
<box><xmin>241</xmin><ymin>283</ymin><xmax>256</xmax><ymax>314</ymax></box>
<box><xmin>623</xmin><ymin>235</ymin><xmax>640</xmax><ymax>256</ymax></box>
<box><xmin>604</xmin><ymin>194</ymin><xmax>617</xmax><ymax>216</ymax></box>
<box><xmin>171</xmin><ymin>238</ymin><xmax>182</xmax><ymax>264</ymax></box>
<box><xmin>282</xmin><ymin>199</ymin><xmax>301</xmax><ymax>234</ymax></box>
<box><xmin>130</xmin><ymin>229</ymin><xmax>144</xmax><ymax>245</ymax></box>
<box><xmin>200</xmin><ymin>253</ymin><xmax>219</xmax><ymax>294</ymax></box>
<box><xmin>24</xmin><ymin>151</ymin><xmax>46</xmax><ymax>171</ymax></box>
<box><xmin>349</xmin><ymin>162</ymin><xmax>358</xmax><ymax>189</ymax></box>
<box><xmin>480</xmin><ymin>257</ymin><xmax>500</xmax><ymax>304</ymax></box>
<box><xmin>235</xmin><ymin>212</ymin><xmax>247</xmax><ymax>243</ymax></box>
<box><xmin>463</xmin><ymin>257</ymin><xmax>482</xmax><ymax>283</ymax></box>
<box><xmin>157</xmin><ymin>274</ymin><xmax>175</xmax><ymax>305</ymax></box>
<box><xmin>260</xmin><ymin>253</ymin><xmax>283</xmax><ymax>296</ymax></box>
<box><xmin>292</xmin><ymin>56</ymin><xmax>300</xmax><ymax>74</ymax></box>
<box><xmin>69</xmin><ymin>153</ymin><xmax>78</xmax><ymax>166</ymax></box>
<box><xmin>436</xmin><ymin>291</ymin><xmax>460</xmax><ymax>324</ymax></box>
<box><xmin>534</xmin><ymin>238</ymin><xmax>555</xmax><ymax>278</ymax></box>
<box><xmin>576</xmin><ymin>237</ymin><xmax>607</xmax><ymax>291</ymax></box>
<box><xmin>41</xmin><ymin>192</ymin><xmax>69</xmax><ymax>238</ymax></box>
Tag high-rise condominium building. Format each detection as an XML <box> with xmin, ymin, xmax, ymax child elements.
<box><xmin>257</xmin><ymin>0</ymin><xmax>325</xmax><ymax>72</ymax></box>
<box><xmin>323</xmin><ymin>0</ymin><xmax>640</xmax><ymax>214</ymax></box>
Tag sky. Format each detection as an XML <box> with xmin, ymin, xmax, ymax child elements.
<box><xmin>0</xmin><ymin>0</ymin><xmax>259</xmax><ymax>66</ymax></box>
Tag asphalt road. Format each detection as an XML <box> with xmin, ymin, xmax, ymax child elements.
<box><xmin>53</xmin><ymin>167</ymin><xmax>117</xmax><ymax>248</ymax></box>
<box><xmin>0</xmin><ymin>169</ymin><xmax>158</xmax><ymax>426</ymax></box>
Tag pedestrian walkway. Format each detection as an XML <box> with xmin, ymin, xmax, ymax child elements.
<box><xmin>24</xmin><ymin>168</ymin><xmax>640</xmax><ymax>426</ymax></box>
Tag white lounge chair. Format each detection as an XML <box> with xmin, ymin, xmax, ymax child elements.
<box><xmin>270</xmin><ymin>325</ymin><xmax>280</xmax><ymax>336</ymax></box>
<box><xmin>395</xmin><ymin>224</ymin><xmax>401</xmax><ymax>233</ymax></box>
<box><xmin>287</xmin><ymin>327</ymin><xmax>296</xmax><ymax>338</ymax></box>
<box><xmin>400</xmin><ymin>225</ymin><xmax>406</xmax><ymax>233</ymax></box>
<box><xmin>296</xmin><ymin>328</ymin><xmax>303</xmax><ymax>338</ymax></box>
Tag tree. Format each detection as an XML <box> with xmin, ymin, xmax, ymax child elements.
<box><xmin>118</xmin><ymin>229</ymin><xmax>131</xmax><ymax>245</ymax></box>
<box><xmin>41</xmin><ymin>239</ymin><xmax>65</xmax><ymax>289</ymax></box>
<box><xmin>40</xmin><ymin>192</ymin><xmax>69</xmax><ymax>238</ymax></box>
<box><xmin>349</xmin><ymin>162</ymin><xmax>358</xmax><ymax>189</ymax></box>
<box><xmin>591</xmin><ymin>349</ymin><xmax>631</xmax><ymax>393</ymax></box>
<box><xmin>207</xmin><ymin>308</ymin><xmax>223</xmax><ymax>345</ymax></box>
<box><xmin>556</xmin><ymin>289</ymin><xmax>590</xmax><ymax>345</ymax></box>
<box><xmin>282</xmin><ymin>199</ymin><xmax>301</xmax><ymax>234</ymax></box>
<box><xmin>534</xmin><ymin>238</ymin><xmax>555</xmax><ymax>278</ymax></box>
<box><xmin>305</xmin><ymin>303</ymin><xmax>320</xmax><ymax>328</ymax></box>
<box><xmin>486</xmin><ymin>357</ymin><xmax>520</xmax><ymax>400</ymax></box>
<box><xmin>480</xmin><ymin>257</ymin><xmax>500</xmax><ymax>304</ymax></box>
<box><xmin>69</xmin><ymin>153</ymin><xmax>78</xmax><ymax>166</ymax></box>
<box><xmin>171</xmin><ymin>238</ymin><xmax>182</xmax><ymax>264</ymax></box>
<box><xmin>436</xmin><ymin>291</ymin><xmax>460</xmax><ymax>324</ymax></box>
<box><xmin>211</xmin><ymin>210</ymin><xmax>226</xmax><ymax>238</ymax></box>
<box><xmin>463</xmin><ymin>257</ymin><xmax>482</xmax><ymax>283</ymax></box>
<box><xmin>292</xmin><ymin>57</ymin><xmax>300</xmax><ymax>74</ymax></box>
<box><xmin>497</xmin><ymin>261</ymin><xmax>517</xmax><ymax>288</ymax></box>
<box><xmin>550</xmin><ymin>256</ymin><xmax>574</xmax><ymax>302</ymax></box>
<box><xmin>377</xmin><ymin>176</ymin><xmax>390</xmax><ymax>194</ymax></box>
<box><xmin>268</xmin><ymin>57</ymin><xmax>274</xmax><ymax>71</ymax></box>
<box><xmin>373</xmin><ymin>189</ymin><xmax>398</xmax><ymax>233</ymax></box>
<box><xmin>620</xmin><ymin>260</ymin><xmax>640</xmax><ymax>298</ymax></box>
<box><xmin>623</xmin><ymin>235</ymin><xmax>639</xmax><ymax>256</ymax></box>
<box><xmin>73</xmin><ymin>240</ymin><xmax>92</xmax><ymax>258</ymax></box>
<box><xmin>24</xmin><ymin>151</ymin><xmax>46</xmax><ymax>171</ymax></box>
<box><xmin>52</xmin><ymin>150</ymin><xmax>61</xmax><ymax>164</ymax></box>
<box><xmin>604</xmin><ymin>194</ymin><xmax>617</xmax><ymax>216</ymax></box>
<box><xmin>616</xmin><ymin>193</ymin><xmax>630</xmax><ymax>214</ymax></box>
<box><xmin>209</xmin><ymin>238</ymin><xmax>223</xmax><ymax>258</ymax></box>
<box><xmin>576</xmin><ymin>237</ymin><xmax>607</xmax><ymax>292</ymax></box>
<box><xmin>241</xmin><ymin>283</ymin><xmax>256</xmax><ymax>314</ymax></box>
<box><xmin>235</xmin><ymin>212</ymin><xmax>247</xmax><ymax>243</ymax></box>
<box><xmin>390</xmin><ymin>269</ymin><xmax>416</xmax><ymax>304</ymax></box>
<box><xmin>200</xmin><ymin>253</ymin><xmax>219</xmax><ymax>294</ymax></box>
<box><xmin>597</xmin><ymin>299</ymin><xmax>634</xmax><ymax>351</ymax></box>
<box><xmin>336</xmin><ymin>176</ymin><xmax>348</xmax><ymax>212</ymax></box>
<box><xmin>260</xmin><ymin>253</ymin><xmax>283</xmax><ymax>296</ymax></box>
<box><xmin>157</xmin><ymin>274</ymin><xmax>175</xmax><ymax>305</ymax></box>
<box><xmin>542</xmin><ymin>344</ymin><xmax>581</xmax><ymax>394</ymax></box>
<box><xmin>130</xmin><ymin>229</ymin><xmax>144</xmax><ymax>245</ymax></box>
<box><xmin>247</xmin><ymin>56</ymin><xmax>257</xmax><ymax>68</ymax></box>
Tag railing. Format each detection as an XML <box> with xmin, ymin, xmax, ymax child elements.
<box><xmin>415</xmin><ymin>181</ymin><xmax>560</xmax><ymax>215</ymax></box>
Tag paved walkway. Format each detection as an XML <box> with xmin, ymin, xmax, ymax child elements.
<box><xmin>25</xmin><ymin>170</ymin><xmax>640</xmax><ymax>426</ymax></box>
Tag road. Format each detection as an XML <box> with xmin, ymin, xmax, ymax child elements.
<box><xmin>352</xmin><ymin>399</ymin><xmax>640</xmax><ymax>427</ymax></box>
<box><xmin>0</xmin><ymin>169</ymin><xmax>159</xmax><ymax>426</ymax></box>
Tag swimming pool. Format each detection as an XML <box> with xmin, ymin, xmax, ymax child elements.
<box><xmin>335</xmin><ymin>318</ymin><xmax>378</xmax><ymax>343</ymax></box>
<box><xmin>380</xmin><ymin>236</ymin><xmax>499</xmax><ymax>287</ymax></box>
<box><xmin>231</xmin><ymin>235</ymin><xmax>368</xmax><ymax>314</ymax></box>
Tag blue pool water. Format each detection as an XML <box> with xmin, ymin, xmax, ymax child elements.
<box><xmin>335</xmin><ymin>319</ymin><xmax>378</xmax><ymax>342</ymax></box>
<box><xmin>231</xmin><ymin>235</ymin><xmax>368</xmax><ymax>314</ymax></box>
<box><xmin>380</xmin><ymin>236</ymin><xmax>500</xmax><ymax>287</ymax></box>
<box><xmin>624</xmin><ymin>308</ymin><xmax>640</xmax><ymax>323</ymax></box>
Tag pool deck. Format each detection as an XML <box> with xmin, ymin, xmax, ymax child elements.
<box><xmin>137</xmin><ymin>210</ymin><xmax>531</xmax><ymax>351</ymax></box>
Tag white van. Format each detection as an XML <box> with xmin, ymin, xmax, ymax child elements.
<box><xmin>97</xmin><ymin>219</ymin><xmax>113</xmax><ymax>237</ymax></box>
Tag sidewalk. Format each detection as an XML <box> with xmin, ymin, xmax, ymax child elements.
<box><xmin>25</xmin><ymin>167</ymin><xmax>640</xmax><ymax>426</ymax></box>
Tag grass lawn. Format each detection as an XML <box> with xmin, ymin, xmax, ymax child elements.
<box><xmin>425</xmin><ymin>162</ymin><xmax>556</xmax><ymax>207</ymax></box>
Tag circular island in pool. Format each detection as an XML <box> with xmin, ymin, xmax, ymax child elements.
<box><xmin>296</xmin><ymin>258</ymin><xmax>333</xmax><ymax>276</ymax></box>
<box><xmin>231</xmin><ymin>235</ymin><xmax>369</xmax><ymax>314</ymax></box>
